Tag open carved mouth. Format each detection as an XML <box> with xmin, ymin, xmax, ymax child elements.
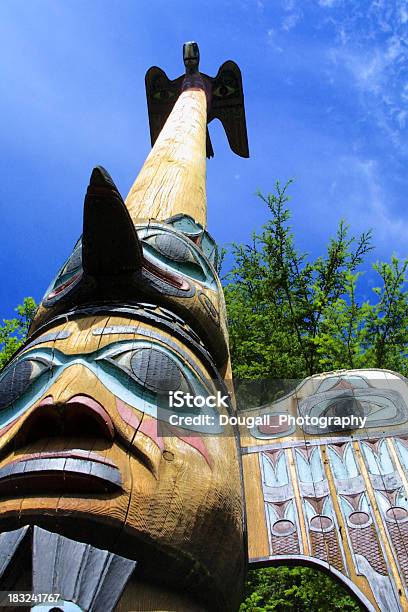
<box><xmin>0</xmin><ymin>450</ymin><xmax>122</xmax><ymax>496</ymax></box>
<box><xmin>0</xmin><ymin>395</ymin><xmax>124</xmax><ymax>497</ymax></box>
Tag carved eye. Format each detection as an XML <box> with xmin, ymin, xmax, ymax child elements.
<box><xmin>142</xmin><ymin>233</ymin><xmax>207</xmax><ymax>282</ymax></box>
<box><xmin>155</xmin><ymin>234</ymin><xmax>192</xmax><ymax>261</ymax></box>
<box><xmin>111</xmin><ymin>348</ymin><xmax>189</xmax><ymax>395</ymax></box>
<box><xmin>213</xmin><ymin>82</ymin><xmax>237</xmax><ymax>98</ymax></box>
<box><xmin>0</xmin><ymin>359</ymin><xmax>50</xmax><ymax>409</ymax></box>
<box><xmin>145</xmin><ymin>234</ymin><xmax>193</xmax><ymax>263</ymax></box>
<box><xmin>153</xmin><ymin>89</ymin><xmax>175</xmax><ymax>102</ymax></box>
<box><xmin>44</xmin><ymin>242</ymin><xmax>82</xmax><ymax>304</ymax></box>
<box><xmin>60</xmin><ymin>243</ymin><xmax>82</xmax><ymax>275</ymax></box>
<box><xmin>47</xmin><ymin>272</ymin><xmax>82</xmax><ymax>300</ymax></box>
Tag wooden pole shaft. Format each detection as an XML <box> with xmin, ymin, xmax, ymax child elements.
<box><xmin>125</xmin><ymin>85</ymin><xmax>208</xmax><ymax>227</ymax></box>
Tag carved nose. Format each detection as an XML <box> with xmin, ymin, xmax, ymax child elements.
<box><xmin>14</xmin><ymin>395</ymin><xmax>114</xmax><ymax>448</ymax></box>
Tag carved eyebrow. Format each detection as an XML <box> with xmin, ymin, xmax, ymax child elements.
<box><xmin>25</xmin><ymin>330</ymin><xmax>71</xmax><ymax>349</ymax></box>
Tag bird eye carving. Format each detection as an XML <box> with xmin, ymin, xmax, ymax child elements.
<box><xmin>153</xmin><ymin>89</ymin><xmax>176</xmax><ymax>102</ymax></box>
<box><xmin>213</xmin><ymin>76</ymin><xmax>238</xmax><ymax>99</ymax></box>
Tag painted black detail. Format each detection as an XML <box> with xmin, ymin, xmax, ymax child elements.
<box><xmin>183</xmin><ymin>41</ymin><xmax>200</xmax><ymax>74</ymax></box>
<box><xmin>96</xmin><ymin>324</ymin><xmax>209</xmax><ymax>387</ymax></box>
<box><xmin>145</xmin><ymin>46</ymin><xmax>249</xmax><ymax>159</ymax></box>
<box><xmin>151</xmin><ymin>233</ymin><xmax>191</xmax><ymax>262</ymax></box>
<box><xmin>0</xmin><ymin>525</ymin><xmax>29</xmax><ymax>579</ymax></box>
<box><xmin>0</xmin><ymin>361</ymin><xmax>33</xmax><ymax>409</ymax></box>
<box><xmin>24</xmin><ymin>330</ymin><xmax>72</xmax><ymax>351</ymax></box>
<box><xmin>28</xmin><ymin>302</ymin><xmax>228</xmax><ymax>376</ymax></box>
<box><xmin>0</xmin><ymin>458</ymin><xmax>122</xmax><ymax>495</ymax></box>
<box><xmin>198</xmin><ymin>291</ymin><xmax>220</xmax><ymax>325</ymax></box>
<box><xmin>82</xmin><ymin>166</ymin><xmax>143</xmax><ymax>276</ymax></box>
<box><xmin>131</xmin><ymin>348</ymin><xmax>183</xmax><ymax>393</ymax></box>
<box><xmin>142</xmin><ymin>267</ymin><xmax>195</xmax><ymax>298</ymax></box>
<box><xmin>42</xmin><ymin>269</ymin><xmax>82</xmax><ymax>307</ymax></box>
<box><xmin>0</xmin><ymin>525</ymin><xmax>136</xmax><ymax>612</ymax></box>
<box><xmin>61</xmin><ymin>241</ymin><xmax>82</xmax><ymax>275</ymax></box>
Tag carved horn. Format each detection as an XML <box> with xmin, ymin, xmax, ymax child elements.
<box><xmin>82</xmin><ymin>166</ymin><xmax>143</xmax><ymax>276</ymax></box>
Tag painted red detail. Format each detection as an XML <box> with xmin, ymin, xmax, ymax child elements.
<box><xmin>0</xmin><ymin>417</ymin><xmax>19</xmax><ymax>438</ymax></box>
<box><xmin>115</xmin><ymin>399</ymin><xmax>211</xmax><ymax>466</ymax></box>
<box><xmin>66</xmin><ymin>394</ymin><xmax>115</xmax><ymax>438</ymax></box>
<box><xmin>38</xmin><ymin>396</ymin><xmax>54</xmax><ymax>406</ymax></box>
<box><xmin>258</xmin><ymin>415</ymin><xmax>291</xmax><ymax>435</ymax></box>
<box><xmin>116</xmin><ymin>398</ymin><xmax>140</xmax><ymax>430</ymax></box>
<box><xmin>140</xmin><ymin>418</ymin><xmax>165</xmax><ymax>451</ymax></box>
<box><xmin>47</xmin><ymin>272</ymin><xmax>82</xmax><ymax>299</ymax></box>
<box><xmin>164</xmin><ymin>424</ymin><xmax>212</xmax><ymax>468</ymax></box>
<box><xmin>116</xmin><ymin>399</ymin><xmax>165</xmax><ymax>451</ymax></box>
<box><xmin>143</xmin><ymin>258</ymin><xmax>190</xmax><ymax>290</ymax></box>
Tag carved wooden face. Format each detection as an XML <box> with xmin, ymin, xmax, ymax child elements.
<box><xmin>32</xmin><ymin>217</ymin><xmax>229</xmax><ymax>368</ymax></box>
<box><xmin>0</xmin><ymin>315</ymin><xmax>244</xmax><ymax>604</ymax></box>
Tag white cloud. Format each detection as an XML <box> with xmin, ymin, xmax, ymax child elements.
<box><xmin>318</xmin><ymin>0</ymin><xmax>337</xmax><ymax>7</ymax></box>
<box><xmin>266</xmin><ymin>28</ymin><xmax>283</xmax><ymax>52</ymax></box>
<box><xmin>324</xmin><ymin>3</ymin><xmax>408</xmax><ymax>151</ymax></box>
<box><xmin>336</xmin><ymin>156</ymin><xmax>408</xmax><ymax>244</ymax></box>
<box><xmin>282</xmin><ymin>11</ymin><xmax>301</xmax><ymax>31</ymax></box>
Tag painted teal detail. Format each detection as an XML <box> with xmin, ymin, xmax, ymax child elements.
<box><xmin>0</xmin><ymin>340</ymin><xmax>222</xmax><ymax>434</ymax></box>
<box><xmin>328</xmin><ymin>444</ymin><xmax>359</xmax><ymax>480</ymax></box>
<box><xmin>163</xmin><ymin>213</ymin><xmax>218</xmax><ymax>267</ymax></box>
<box><xmin>42</xmin><ymin>238</ymin><xmax>82</xmax><ymax>302</ymax></box>
<box><xmin>295</xmin><ymin>447</ymin><xmax>324</xmax><ymax>483</ymax></box>
<box><xmin>137</xmin><ymin>224</ymin><xmax>217</xmax><ymax>289</ymax></box>
<box><xmin>361</xmin><ymin>439</ymin><xmax>394</xmax><ymax>475</ymax></box>
<box><xmin>261</xmin><ymin>452</ymin><xmax>289</xmax><ymax>487</ymax></box>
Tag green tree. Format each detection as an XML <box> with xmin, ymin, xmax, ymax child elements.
<box><xmin>225</xmin><ymin>180</ymin><xmax>408</xmax><ymax>380</ymax></box>
<box><xmin>0</xmin><ymin>297</ymin><xmax>37</xmax><ymax>369</ymax></box>
<box><xmin>239</xmin><ymin>566</ymin><xmax>361</xmax><ymax>611</ymax></box>
<box><xmin>226</xmin><ymin>180</ymin><xmax>408</xmax><ymax>610</ymax></box>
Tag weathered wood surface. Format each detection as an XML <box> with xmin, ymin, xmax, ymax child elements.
<box><xmin>0</xmin><ymin>43</ymin><xmax>250</xmax><ymax>611</ymax></box>
<box><xmin>126</xmin><ymin>85</ymin><xmax>208</xmax><ymax>227</ymax></box>
<box><xmin>239</xmin><ymin>369</ymin><xmax>408</xmax><ymax>611</ymax></box>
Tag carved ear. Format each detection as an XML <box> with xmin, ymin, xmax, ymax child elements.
<box><xmin>82</xmin><ymin>166</ymin><xmax>143</xmax><ymax>275</ymax></box>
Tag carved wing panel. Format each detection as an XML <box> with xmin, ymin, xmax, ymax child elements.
<box><xmin>240</xmin><ymin>369</ymin><xmax>408</xmax><ymax>611</ymax></box>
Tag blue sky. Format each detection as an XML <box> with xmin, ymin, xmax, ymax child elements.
<box><xmin>1</xmin><ymin>0</ymin><xmax>408</xmax><ymax>321</ymax></box>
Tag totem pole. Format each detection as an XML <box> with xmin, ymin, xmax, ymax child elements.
<box><xmin>1</xmin><ymin>42</ymin><xmax>408</xmax><ymax>612</ymax></box>
<box><xmin>0</xmin><ymin>42</ymin><xmax>248</xmax><ymax>612</ymax></box>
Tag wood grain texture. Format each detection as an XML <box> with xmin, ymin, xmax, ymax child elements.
<box><xmin>125</xmin><ymin>87</ymin><xmax>208</xmax><ymax>227</ymax></box>
<box><xmin>0</xmin><ymin>45</ymin><xmax>250</xmax><ymax>612</ymax></box>
<box><xmin>116</xmin><ymin>577</ymin><xmax>206</xmax><ymax>611</ymax></box>
<box><xmin>0</xmin><ymin>314</ymin><xmax>244</xmax><ymax>610</ymax></box>
<box><xmin>239</xmin><ymin>369</ymin><xmax>408</xmax><ymax>611</ymax></box>
<box><xmin>242</xmin><ymin>453</ymin><xmax>269</xmax><ymax>560</ymax></box>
